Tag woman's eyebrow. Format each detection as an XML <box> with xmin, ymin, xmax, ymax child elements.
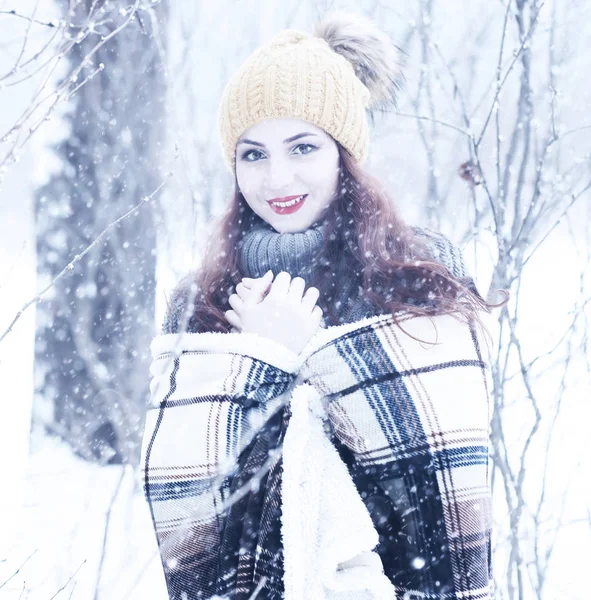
<box><xmin>237</xmin><ymin>132</ymin><xmax>318</xmax><ymax>147</ymax></box>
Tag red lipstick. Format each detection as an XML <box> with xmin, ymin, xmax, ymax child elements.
<box><xmin>267</xmin><ymin>194</ymin><xmax>308</xmax><ymax>215</ymax></box>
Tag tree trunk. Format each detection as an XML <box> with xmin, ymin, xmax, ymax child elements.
<box><xmin>34</xmin><ymin>0</ymin><xmax>167</xmax><ymax>465</ymax></box>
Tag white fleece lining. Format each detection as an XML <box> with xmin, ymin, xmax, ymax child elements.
<box><xmin>281</xmin><ymin>383</ymin><xmax>396</xmax><ymax>599</ymax></box>
<box><xmin>150</xmin><ymin>330</ymin><xmax>302</xmax><ymax>374</ymax></box>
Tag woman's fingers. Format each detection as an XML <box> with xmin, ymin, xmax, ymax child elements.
<box><xmin>228</xmin><ymin>293</ymin><xmax>244</xmax><ymax>313</ymax></box>
<box><xmin>267</xmin><ymin>271</ymin><xmax>291</xmax><ymax>298</ymax></box>
<box><xmin>235</xmin><ymin>281</ymin><xmax>250</xmax><ymax>299</ymax></box>
<box><xmin>224</xmin><ymin>310</ymin><xmax>242</xmax><ymax>331</ymax></box>
<box><xmin>301</xmin><ymin>286</ymin><xmax>320</xmax><ymax>311</ymax></box>
<box><xmin>255</xmin><ymin>271</ymin><xmax>274</xmax><ymax>298</ymax></box>
<box><xmin>311</xmin><ymin>304</ymin><xmax>323</xmax><ymax>323</ymax></box>
<box><xmin>289</xmin><ymin>276</ymin><xmax>306</xmax><ymax>300</ymax></box>
<box><xmin>239</xmin><ymin>272</ymin><xmax>320</xmax><ymax>314</ymax></box>
<box><xmin>241</xmin><ymin>271</ymin><xmax>274</xmax><ymax>304</ymax></box>
<box><xmin>236</xmin><ymin>281</ymin><xmax>265</xmax><ymax>302</ymax></box>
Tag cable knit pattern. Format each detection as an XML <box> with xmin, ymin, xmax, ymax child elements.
<box><xmin>218</xmin><ymin>29</ymin><xmax>371</xmax><ymax>171</ymax></box>
<box><xmin>236</xmin><ymin>219</ymin><xmax>326</xmax><ymax>280</ymax></box>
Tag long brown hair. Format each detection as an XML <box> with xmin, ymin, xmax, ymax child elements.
<box><xmin>169</xmin><ymin>144</ymin><xmax>505</xmax><ymax>335</ymax></box>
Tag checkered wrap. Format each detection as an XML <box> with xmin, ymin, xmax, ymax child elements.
<box><xmin>141</xmin><ymin>311</ymin><xmax>494</xmax><ymax>600</ymax></box>
<box><xmin>298</xmin><ymin>312</ymin><xmax>494</xmax><ymax>599</ymax></box>
<box><xmin>141</xmin><ymin>332</ymin><xmax>299</xmax><ymax>599</ymax></box>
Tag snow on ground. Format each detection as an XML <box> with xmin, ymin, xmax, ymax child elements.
<box><xmin>0</xmin><ymin>432</ymin><xmax>168</xmax><ymax>599</ymax></box>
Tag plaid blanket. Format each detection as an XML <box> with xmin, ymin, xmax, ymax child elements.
<box><xmin>298</xmin><ymin>312</ymin><xmax>495</xmax><ymax>599</ymax></box>
<box><xmin>141</xmin><ymin>311</ymin><xmax>494</xmax><ymax>599</ymax></box>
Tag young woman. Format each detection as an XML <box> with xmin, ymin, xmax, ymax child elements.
<box><xmin>141</xmin><ymin>12</ymin><xmax>503</xmax><ymax>600</ymax></box>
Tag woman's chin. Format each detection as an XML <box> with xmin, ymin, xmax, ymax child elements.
<box><xmin>265</xmin><ymin>213</ymin><xmax>312</xmax><ymax>234</ymax></box>
<box><xmin>271</xmin><ymin>222</ymin><xmax>309</xmax><ymax>234</ymax></box>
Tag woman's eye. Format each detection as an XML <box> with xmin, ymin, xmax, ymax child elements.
<box><xmin>292</xmin><ymin>143</ymin><xmax>317</xmax><ymax>155</ymax></box>
<box><xmin>240</xmin><ymin>144</ymin><xmax>316</xmax><ymax>161</ymax></box>
<box><xmin>241</xmin><ymin>149</ymin><xmax>265</xmax><ymax>162</ymax></box>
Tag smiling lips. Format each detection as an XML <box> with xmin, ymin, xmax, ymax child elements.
<box><xmin>267</xmin><ymin>194</ymin><xmax>308</xmax><ymax>215</ymax></box>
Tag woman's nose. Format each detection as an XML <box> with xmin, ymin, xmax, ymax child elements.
<box><xmin>265</xmin><ymin>158</ymin><xmax>294</xmax><ymax>191</ymax></box>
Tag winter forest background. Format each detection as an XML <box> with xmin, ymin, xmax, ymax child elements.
<box><xmin>0</xmin><ymin>0</ymin><xmax>589</xmax><ymax>598</ymax></box>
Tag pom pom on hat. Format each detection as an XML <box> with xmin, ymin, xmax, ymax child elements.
<box><xmin>314</xmin><ymin>12</ymin><xmax>405</xmax><ymax>115</ymax></box>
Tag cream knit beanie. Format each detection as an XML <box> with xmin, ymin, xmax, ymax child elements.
<box><xmin>217</xmin><ymin>12</ymin><xmax>404</xmax><ymax>172</ymax></box>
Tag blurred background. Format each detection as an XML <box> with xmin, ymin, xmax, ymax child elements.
<box><xmin>0</xmin><ymin>0</ymin><xmax>589</xmax><ymax>598</ymax></box>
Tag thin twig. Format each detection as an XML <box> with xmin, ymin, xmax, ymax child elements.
<box><xmin>48</xmin><ymin>560</ymin><xmax>86</xmax><ymax>600</ymax></box>
<box><xmin>0</xmin><ymin>550</ymin><xmax>37</xmax><ymax>590</ymax></box>
<box><xmin>0</xmin><ymin>173</ymin><xmax>172</xmax><ymax>344</ymax></box>
<box><xmin>0</xmin><ymin>9</ymin><xmax>58</xmax><ymax>28</ymax></box>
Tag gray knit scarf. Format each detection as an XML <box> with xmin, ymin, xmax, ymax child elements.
<box><xmin>237</xmin><ymin>218</ymin><xmax>327</xmax><ymax>280</ymax></box>
<box><xmin>236</xmin><ymin>219</ymin><xmax>376</xmax><ymax>325</ymax></box>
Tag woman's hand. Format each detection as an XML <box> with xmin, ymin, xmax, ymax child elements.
<box><xmin>237</xmin><ymin>270</ymin><xmax>275</xmax><ymax>304</ymax></box>
<box><xmin>225</xmin><ymin>271</ymin><xmax>274</xmax><ymax>332</ymax></box>
<box><xmin>225</xmin><ymin>271</ymin><xmax>323</xmax><ymax>355</ymax></box>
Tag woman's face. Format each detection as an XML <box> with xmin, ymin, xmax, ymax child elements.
<box><xmin>235</xmin><ymin>118</ymin><xmax>340</xmax><ymax>233</ymax></box>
